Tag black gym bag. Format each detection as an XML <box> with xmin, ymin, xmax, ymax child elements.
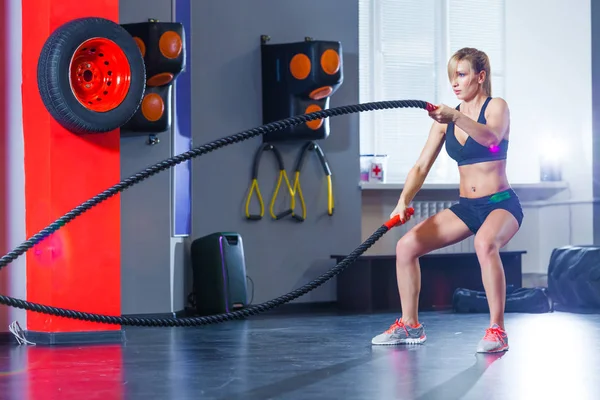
<box><xmin>452</xmin><ymin>285</ymin><xmax>553</xmax><ymax>314</ymax></box>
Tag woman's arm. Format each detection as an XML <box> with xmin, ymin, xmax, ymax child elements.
<box><xmin>398</xmin><ymin>120</ymin><xmax>446</xmax><ymax>205</ymax></box>
<box><xmin>428</xmin><ymin>98</ymin><xmax>510</xmax><ymax>147</ymax></box>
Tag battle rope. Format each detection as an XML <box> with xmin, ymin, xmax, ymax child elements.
<box><xmin>0</xmin><ymin>99</ymin><xmax>433</xmax><ymax>327</ymax></box>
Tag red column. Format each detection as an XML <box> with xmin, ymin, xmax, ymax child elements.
<box><xmin>22</xmin><ymin>0</ymin><xmax>121</xmax><ymax>334</ymax></box>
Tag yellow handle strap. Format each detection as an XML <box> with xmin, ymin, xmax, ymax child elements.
<box><xmin>245</xmin><ymin>178</ymin><xmax>264</xmax><ymax>220</ymax></box>
<box><xmin>326</xmin><ymin>175</ymin><xmax>334</xmax><ymax>216</ymax></box>
<box><xmin>291</xmin><ymin>171</ymin><xmax>306</xmax><ymax>221</ymax></box>
<box><xmin>269</xmin><ymin>169</ymin><xmax>294</xmax><ymax>220</ymax></box>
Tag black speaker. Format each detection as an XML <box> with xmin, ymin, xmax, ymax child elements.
<box><xmin>190</xmin><ymin>232</ymin><xmax>248</xmax><ymax>316</ymax></box>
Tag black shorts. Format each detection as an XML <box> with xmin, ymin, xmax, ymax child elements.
<box><xmin>449</xmin><ymin>189</ymin><xmax>524</xmax><ymax>234</ymax></box>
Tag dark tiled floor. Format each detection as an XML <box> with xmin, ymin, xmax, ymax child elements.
<box><xmin>0</xmin><ymin>310</ymin><xmax>598</xmax><ymax>399</ymax></box>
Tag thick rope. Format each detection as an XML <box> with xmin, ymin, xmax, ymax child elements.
<box><xmin>0</xmin><ymin>99</ymin><xmax>432</xmax><ymax>326</ymax></box>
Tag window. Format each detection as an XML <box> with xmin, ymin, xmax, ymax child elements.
<box><xmin>359</xmin><ymin>0</ymin><xmax>506</xmax><ymax>184</ymax></box>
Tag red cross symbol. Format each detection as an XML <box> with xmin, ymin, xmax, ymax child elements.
<box><xmin>371</xmin><ymin>164</ymin><xmax>382</xmax><ymax>176</ymax></box>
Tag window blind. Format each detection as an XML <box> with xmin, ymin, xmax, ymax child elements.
<box><xmin>358</xmin><ymin>0</ymin><xmax>374</xmax><ymax>154</ymax></box>
<box><xmin>444</xmin><ymin>0</ymin><xmax>506</xmax><ymax>101</ymax></box>
<box><xmin>373</xmin><ymin>0</ymin><xmax>437</xmax><ymax>183</ymax></box>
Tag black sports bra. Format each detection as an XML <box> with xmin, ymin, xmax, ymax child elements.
<box><xmin>445</xmin><ymin>97</ymin><xmax>508</xmax><ymax>166</ymax></box>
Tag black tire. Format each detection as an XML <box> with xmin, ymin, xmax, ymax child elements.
<box><xmin>37</xmin><ymin>17</ymin><xmax>146</xmax><ymax>134</ymax></box>
<box><xmin>548</xmin><ymin>245</ymin><xmax>600</xmax><ymax>310</ymax></box>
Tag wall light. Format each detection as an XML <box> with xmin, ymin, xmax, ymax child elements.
<box><xmin>539</xmin><ymin>138</ymin><xmax>565</xmax><ymax>182</ymax></box>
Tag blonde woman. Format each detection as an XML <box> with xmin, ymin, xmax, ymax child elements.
<box><xmin>371</xmin><ymin>48</ymin><xmax>522</xmax><ymax>353</ymax></box>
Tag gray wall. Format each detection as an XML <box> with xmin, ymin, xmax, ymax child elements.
<box><xmin>119</xmin><ymin>0</ymin><xmax>175</xmax><ymax>315</ymax></box>
<box><xmin>190</xmin><ymin>0</ymin><xmax>361</xmax><ymax>305</ymax></box>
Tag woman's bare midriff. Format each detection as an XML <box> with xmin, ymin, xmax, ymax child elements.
<box><xmin>457</xmin><ymin>159</ymin><xmax>510</xmax><ymax>198</ymax></box>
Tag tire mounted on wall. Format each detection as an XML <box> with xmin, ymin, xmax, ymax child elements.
<box><xmin>37</xmin><ymin>17</ymin><xmax>146</xmax><ymax>134</ymax></box>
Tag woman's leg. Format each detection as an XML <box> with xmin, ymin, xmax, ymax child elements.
<box><xmin>372</xmin><ymin>208</ymin><xmax>473</xmax><ymax>345</ymax></box>
<box><xmin>396</xmin><ymin>208</ymin><xmax>474</xmax><ymax>326</ymax></box>
<box><xmin>474</xmin><ymin>209</ymin><xmax>520</xmax><ymax>329</ymax></box>
<box><xmin>473</xmin><ymin>208</ymin><xmax>520</xmax><ymax>352</ymax></box>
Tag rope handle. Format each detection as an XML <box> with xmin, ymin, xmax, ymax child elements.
<box><xmin>384</xmin><ymin>207</ymin><xmax>415</xmax><ymax>229</ymax></box>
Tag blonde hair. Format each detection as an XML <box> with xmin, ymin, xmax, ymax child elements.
<box><xmin>447</xmin><ymin>47</ymin><xmax>492</xmax><ymax>96</ymax></box>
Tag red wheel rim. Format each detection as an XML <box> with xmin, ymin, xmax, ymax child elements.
<box><xmin>69</xmin><ymin>37</ymin><xmax>132</xmax><ymax>112</ymax></box>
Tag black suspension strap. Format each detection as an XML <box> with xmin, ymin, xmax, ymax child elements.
<box><xmin>0</xmin><ymin>99</ymin><xmax>432</xmax><ymax>327</ymax></box>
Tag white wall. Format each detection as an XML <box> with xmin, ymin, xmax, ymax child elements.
<box><xmin>504</xmin><ymin>0</ymin><xmax>592</xmax><ymax>193</ymax></box>
<box><xmin>3</xmin><ymin>0</ymin><xmax>27</xmax><ymax>331</ymax></box>
<box><xmin>361</xmin><ymin>0</ymin><xmax>593</xmax><ymax>276</ymax></box>
<box><xmin>502</xmin><ymin>0</ymin><xmax>593</xmax><ymax>271</ymax></box>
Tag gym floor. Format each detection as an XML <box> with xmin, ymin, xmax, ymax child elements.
<box><xmin>0</xmin><ymin>309</ymin><xmax>597</xmax><ymax>399</ymax></box>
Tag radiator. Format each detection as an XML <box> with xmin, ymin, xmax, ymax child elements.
<box><xmin>394</xmin><ymin>200</ymin><xmax>476</xmax><ymax>254</ymax></box>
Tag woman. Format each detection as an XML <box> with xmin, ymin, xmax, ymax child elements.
<box><xmin>371</xmin><ymin>47</ymin><xmax>523</xmax><ymax>353</ymax></box>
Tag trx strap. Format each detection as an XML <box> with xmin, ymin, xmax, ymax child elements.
<box><xmin>245</xmin><ymin>143</ymin><xmax>294</xmax><ymax>220</ymax></box>
<box><xmin>291</xmin><ymin>141</ymin><xmax>334</xmax><ymax>222</ymax></box>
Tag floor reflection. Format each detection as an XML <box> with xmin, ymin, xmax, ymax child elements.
<box><xmin>0</xmin><ymin>311</ymin><xmax>596</xmax><ymax>399</ymax></box>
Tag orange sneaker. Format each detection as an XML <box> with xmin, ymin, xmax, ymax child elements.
<box><xmin>476</xmin><ymin>324</ymin><xmax>509</xmax><ymax>353</ymax></box>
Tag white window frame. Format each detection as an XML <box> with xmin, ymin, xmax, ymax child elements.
<box><xmin>359</xmin><ymin>0</ymin><xmax>506</xmax><ymax>184</ymax></box>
